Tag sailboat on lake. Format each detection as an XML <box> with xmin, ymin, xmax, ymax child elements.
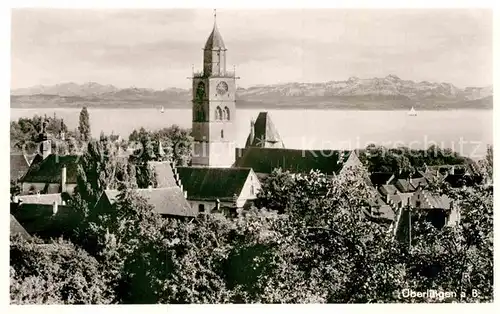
<box><xmin>160</xmin><ymin>106</ymin><xmax>165</xmax><ymax>113</ymax></box>
<box><xmin>408</xmin><ymin>106</ymin><xmax>417</xmax><ymax>116</ymax></box>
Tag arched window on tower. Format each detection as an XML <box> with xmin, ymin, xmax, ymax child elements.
<box><xmin>223</xmin><ymin>106</ymin><xmax>230</xmax><ymax>121</ymax></box>
<box><xmin>215</xmin><ymin>106</ymin><xmax>223</xmax><ymax>120</ymax></box>
<box><xmin>221</xmin><ymin>129</ymin><xmax>224</xmax><ymax>139</ymax></box>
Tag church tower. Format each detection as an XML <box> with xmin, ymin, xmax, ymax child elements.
<box><xmin>191</xmin><ymin>11</ymin><xmax>237</xmax><ymax>167</ymax></box>
<box><xmin>37</xmin><ymin>119</ymin><xmax>51</xmax><ymax>159</ymax></box>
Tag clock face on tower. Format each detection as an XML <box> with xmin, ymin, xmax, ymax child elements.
<box><xmin>216</xmin><ymin>81</ymin><xmax>229</xmax><ymax>95</ymax></box>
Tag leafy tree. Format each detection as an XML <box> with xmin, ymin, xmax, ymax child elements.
<box><xmin>359</xmin><ymin>145</ymin><xmax>470</xmax><ymax>174</ymax></box>
<box><xmin>10</xmin><ymin>235</ymin><xmax>114</xmax><ymax>304</ymax></box>
<box><xmin>68</xmin><ymin>135</ymin><xmax>131</xmax><ymax>251</ymax></box>
<box><xmin>129</xmin><ymin>125</ymin><xmax>193</xmax><ymax>166</ymax></box>
<box><xmin>403</xmin><ymin>185</ymin><xmax>493</xmax><ymax>302</ymax></box>
<box><xmin>10</xmin><ymin>114</ymin><xmax>69</xmax><ymax>154</ymax></box>
<box><xmin>478</xmin><ymin>145</ymin><xmax>493</xmax><ymax>184</ymax></box>
<box><xmin>78</xmin><ymin>106</ymin><xmax>91</xmax><ymax>142</ymax></box>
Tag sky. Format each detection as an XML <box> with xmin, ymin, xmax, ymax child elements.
<box><xmin>11</xmin><ymin>8</ymin><xmax>492</xmax><ymax>89</ymax></box>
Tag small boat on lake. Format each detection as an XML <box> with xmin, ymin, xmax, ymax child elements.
<box><xmin>408</xmin><ymin>106</ymin><xmax>417</xmax><ymax>116</ymax></box>
<box><xmin>160</xmin><ymin>106</ymin><xmax>165</xmax><ymax>113</ymax></box>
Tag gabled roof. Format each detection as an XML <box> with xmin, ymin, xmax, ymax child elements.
<box><xmin>11</xmin><ymin>203</ymin><xmax>77</xmax><ymax>238</ymax></box>
<box><xmin>235</xmin><ymin>148</ymin><xmax>352</xmax><ymax>175</ymax></box>
<box><xmin>370</xmin><ymin>172</ymin><xmax>395</xmax><ymax>186</ymax></box>
<box><xmin>177</xmin><ymin>167</ymin><xmax>252</xmax><ymax>201</ymax></box>
<box><xmin>388</xmin><ymin>193</ymin><xmax>412</xmax><ymax>207</ymax></box>
<box><xmin>10</xmin><ymin>154</ymin><xmax>31</xmax><ymax>181</ymax></box>
<box><xmin>10</xmin><ymin>214</ymin><xmax>31</xmax><ymax>239</ymax></box>
<box><xmin>147</xmin><ymin>161</ymin><xmax>179</xmax><ymax>188</ymax></box>
<box><xmin>410</xmin><ymin>177</ymin><xmax>428</xmax><ymax>189</ymax></box>
<box><xmin>204</xmin><ymin>19</ymin><xmax>226</xmax><ymax>50</ymax></box>
<box><xmin>418</xmin><ymin>170</ymin><xmax>446</xmax><ymax>183</ymax></box>
<box><xmin>103</xmin><ymin>187</ymin><xmax>195</xmax><ymax>217</ymax></box>
<box><xmin>368</xmin><ymin>205</ymin><xmax>395</xmax><ymax>222</ymax></box>
<box><xmin>419</xmin><ymin>190</ymin><xmax>452</xmax><ymax>209</ymax></box>
<box><xmin>395</xmin><ymin>179</ymin><xmax>412</xmax><ymax>193</ymax></box>
<box><xmin>245</xmin><ymin>112</ymin><xmax>285</xmax><ymax>148</ymax></box>
<box><xmin>379</xmin><ymin>184</ymin><xmax>398</xmax><ymax>197</ymax></box>
<box><xmin>21</xmin><ymin>154</ymin><xmax>80</xmax><ymax>184</ymax></box>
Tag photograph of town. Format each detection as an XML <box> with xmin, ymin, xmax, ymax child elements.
<box><xmin>9</xmin><ymin>8</ymin><xmax>493</xmax><ymax>304</ymax></box>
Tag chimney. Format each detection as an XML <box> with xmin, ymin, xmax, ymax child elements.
<box><xmin>61</xmin><ymin>165</ymin><xmax>67</xmax><ymax>193</ymax></box>
<box><xmin>148</xmin><ymin>185</ymin><xmax>153</xmax><ymax>191</ymax></box>
<box><xmin>249</xmin><ymin>119</ymin><xmax>255</xmax><ymax>146</ymax></box>
<box><xmin>215</xmin><ymin>199</ymin><xmax>220</xmax><ymax>212</ymax></box>
<box><xmin>450</xmin><ymin>166</ymin><xmax>455</xmax><ymax>175</ymax></box>
<box><xmin>158</xmin><ymin>140</ymin><xmax>165</xmax><ymax>157</ymax></box>
<box><xmin>52</xmin><ymin>201</ymin><xmax>58</xmax><ymax>215</ymax></box>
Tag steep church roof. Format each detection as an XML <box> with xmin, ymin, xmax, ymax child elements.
<box><xmin>204</xmin><ymin>16</ymin><xmax>226</xmax><ymax>50</ymax></box>
<box><xmin>147</xmin><ymin>161</ymin><xmax>179</xmax><ymax>188</ymax></box>
<box><xmin>245</xmin><ymin>112</ymin><xmax>285</xmax><ymax>148</ymax></box>
<box><xmin>235</xmin><ymin>147</ymin><xmax>353</xmax><ymax>175</ymax></box>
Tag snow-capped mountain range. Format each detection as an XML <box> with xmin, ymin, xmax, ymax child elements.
<box><xmin>11</xmin><ymin>75</ymin><xmax>492</xmax><ymax>109</ymax></box>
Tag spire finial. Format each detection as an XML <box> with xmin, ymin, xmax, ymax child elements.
<box><xmin>214</xmin><ymin>9</ymin><xmax>217</xmax><ymax>21</ymax></box>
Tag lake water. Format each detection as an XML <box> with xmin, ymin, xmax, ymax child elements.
<box><xmin>11</xmin><ymin>108</ymin><xmax>493</xmax><ymax>159</ymax></box>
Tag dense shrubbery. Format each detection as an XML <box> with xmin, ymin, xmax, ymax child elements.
<box><xmin>359</xmin><ymin>144</ymin><xmax>472</xmax><ymax>174</ymax></box>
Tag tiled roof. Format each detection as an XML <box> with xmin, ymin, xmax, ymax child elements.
<box><xmin>421</xmin><ymin>191</ymin><xmax>452</xmax><ymax>209</ymax></box>
<box><xmin>245</xmin><ymin>112</ymin><xmax>285</xmax><ymax>148</ymax></box>
<box><xmin>11</xmin><ymin>203</ymin><xmax>77</xmax><ymax>238</ymax></box>
<box><xmin>370</xmin><ymin>172</ymin><xmax>395</xmax><ymax>186</ymax></box>
<box><xmin>369</xmin><ymin>205</ymin><xmax>395</xmax><ymax>221</ymax></box>
<box><xmin>10</xmin><ymin>154</ymin><xmax>31</xmax><ymax>181</ymax></box>
<box><xmin>388</xmin><ymin>193</ymin><xmax>412</xmax><ymax>207</ymax></box>
<box><xmin>418</xmin><ymin>170</ymin><xmax>445</xmax><ymax>183</ymax></box>
<box><xmin>21</xmin><ymin>154</ymin><xmax>80</xmax><ymax>184</ymax></box>
<box><xmin>10</xmin><ymin>214</ymin><xmax>31</xmax><ymax>239</ymax></box>
<box><xmin>410</xmin><ymin>177</ymin><xmax>428</xmax><ymax>189</ymax></box>
<box><xmin>18</xmin><ymin>193</ymin><xmax>62</xmax><ymax>205</ymax></box>
<box><xmin>235</xmin><ymin>147</ymin><xmax>352</xmax><ymax>175</ymax></box>
<box><xmin>104</xmin><ymin>187</ymin><xmax>196</xmax><ymax>217</ymax></box>
<box><xmin>147</xmin><ymin>161</ymin><xmax>179</xmax><ymax>188</ymax></box>
<box><xmin>379</xmin><ymin>184</ymin><xmax>398</xmax><ymax>197</ymax></box>
<box><xmin>395</xmin><ymin>179</ymin><xmax>412</xmax><ymax>193</ymax></box>
<box><xmin>204</xmin><ymin>20</ymin><xmax>225</xmax><ymax>50</ymax></box>
<box><xmin>177</xmin><ymin>166</ymin><xmax>252</xmax><ymax>201</ymax></box>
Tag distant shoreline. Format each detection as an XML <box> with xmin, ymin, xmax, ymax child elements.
<box><xmin>10</xmin><ymin>105</ymin><xmax>493</xmax><ymax>111</ymax></box>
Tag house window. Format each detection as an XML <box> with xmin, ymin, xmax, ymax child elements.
<box><xmin>198</xmin><ymin>204</ymin><xmax>205</xmax><ymax>213</ymax></box>
<box><xmin>250</xmin><ymin>184</ymin><xmax>255</xmax><ymax>195</ymax></box>
<box><xmin>416</xmin><ymin>201</ymin><xmax>421</xmax><ymax>208</ymax></box>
